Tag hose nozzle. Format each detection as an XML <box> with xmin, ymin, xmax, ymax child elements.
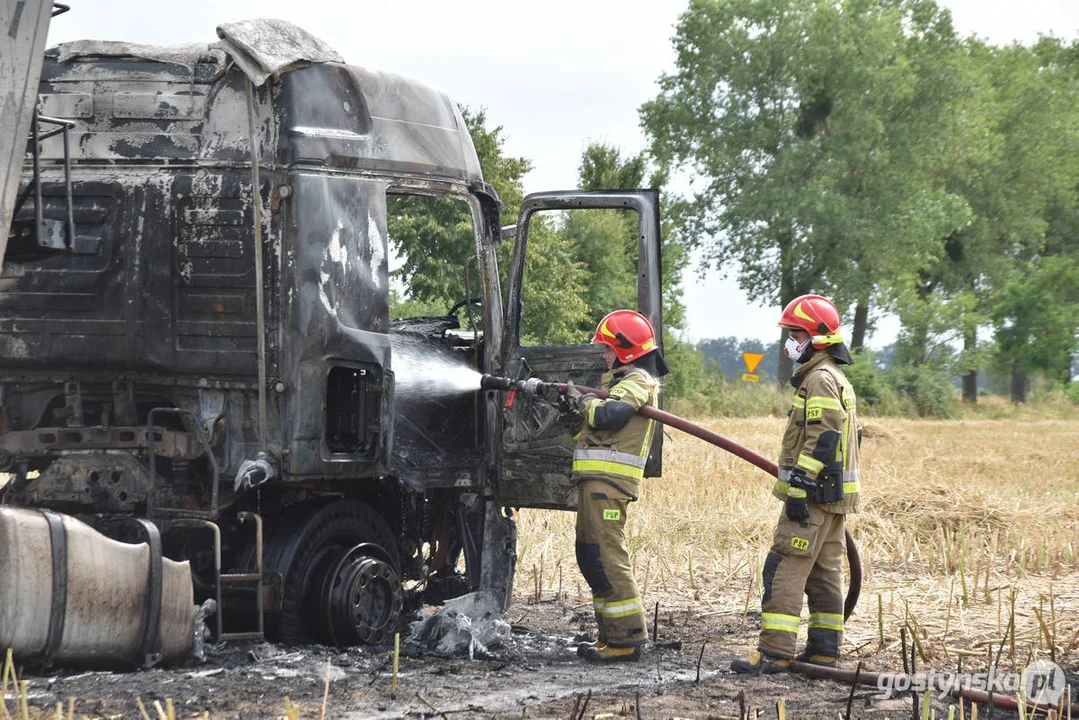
<box><xmin>479</xmin><ymin>374</ymin><xmax>516</xmax><ymax>392</ymax></box>
<box><xmin>479</xmin><ymin>374</ymin><xmax>556</xmax><ymax>397</ymax></box>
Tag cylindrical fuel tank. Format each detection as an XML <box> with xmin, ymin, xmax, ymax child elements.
<box><xmin>0</xmin><ymin>507</ymin><xmax>194</xmax><ymax>666</ymax></box>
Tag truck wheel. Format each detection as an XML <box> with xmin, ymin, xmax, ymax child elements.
<box><xmin>266</xmin><ymin>499</ymin><xmax>403</xmax><ymax>646</ymax></box>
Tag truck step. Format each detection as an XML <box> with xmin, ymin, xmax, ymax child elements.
<box><xmin>221</xmin><ymin>572</ymin><xmax>263</xmax><ymax>584</ymax></box>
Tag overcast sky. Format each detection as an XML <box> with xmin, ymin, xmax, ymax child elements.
<box><xmin>47</xmin><ymin>1</ymin><xmax>1079</xmax><ymax>346</ymax></box>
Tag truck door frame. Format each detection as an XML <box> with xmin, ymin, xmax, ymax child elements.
<box><xmin>495</xmin><ymin>189</ymin><xmax>663</xmax><ymax>509</ymax></box>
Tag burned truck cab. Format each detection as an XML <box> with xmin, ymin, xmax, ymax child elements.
<box><xmin>0</xmin><ymin>20</ymin><xmax>663</xmax><ymax>653</ymax></box>
<box><xmin>271</xmin><ymin>61</ymin><xmax>507</xmax><ymax>477</ymax></box>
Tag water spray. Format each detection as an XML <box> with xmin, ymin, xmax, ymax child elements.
<box><xmin>390</xmin><ymin>336</ymin><xmax>484</xmax><ymax>398</ymax></box>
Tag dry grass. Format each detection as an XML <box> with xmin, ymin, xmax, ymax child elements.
<box><xmin>514</xmin><ymin>416</ymin><xmax>1079</xmax><ymax>670</ymax></box>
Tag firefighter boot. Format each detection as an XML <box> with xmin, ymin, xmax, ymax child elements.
<box><xmin>581</xmin><ymin>644</ymin><xmax>642</xmax><ymax>663</ymax></box>
<box><xmin>730</xmin><ymin>651</ymin><xmax>791</xmax><ymax>674</ymax></box>
<box><xmin>795</xmin><ymin>649</ymin><xmax>838</xmax><ymax>667</ymax></box>
<box><xmin>576</xmin><ymin>640</ymin><xmax>606</xmax><ymax>657</ymax></box>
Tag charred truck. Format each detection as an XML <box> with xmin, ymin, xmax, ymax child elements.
<box><xmin>0</xmin><ymin>18</ymin><xmax>663</xmax><ymax>662</ymax></box>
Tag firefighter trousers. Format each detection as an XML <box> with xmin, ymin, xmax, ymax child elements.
<box><xmin>575</xmin><ymin>477</ymin><xmax>647</xmax><ymax>648</ymax></box>
<box><xmin>758</xmin><ymin>504</ymin><xmax>846</xmax><ymax>659</ymax></box>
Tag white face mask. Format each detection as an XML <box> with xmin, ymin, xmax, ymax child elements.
<box><xmin>783</xmin><ymin>335</ymin><xmax>810</xmax><ymax>361</ymax></box>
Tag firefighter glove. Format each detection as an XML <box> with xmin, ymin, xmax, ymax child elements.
<box><xmin>785</xmin><ymin>469</ymin><xmax>816</xmax><ymax>523</ymax></box>
<box><xmin>560</xmin><ymin>411</ymin><xmax>584</xmax><ymax>436</ymax></box>
<box><xmin>546</xmin><ymin>381</ymin><xmax>577</xmax><ymax>421</ymax></box>
<box><xmin>540</xmin><ymin>382</ymin><xmax>565</xmax><ymax>405</ymax></box>
<box><xmin>565</xmin><ymin>381</ymin><xmax>597</xmax><ymax>412</ymax></box>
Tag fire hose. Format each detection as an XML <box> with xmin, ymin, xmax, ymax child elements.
<box><xmin>480</xmin><ymin>375</ymin><xmax>1067</xmax><ymax>713</ymax></box>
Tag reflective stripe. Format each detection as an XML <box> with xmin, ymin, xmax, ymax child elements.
<box><xmin>601</xmin><ymin>597</ymin><xmax>643</xmax><ymax>618</ymax></box>
<box><xmin>775</xmin><ymin>471</ymin><xmax>859</xmax><ymax>497</ymax></box>
<box><xmin>797</xmin><ymin>455</ymin><xmax>825</xmax><ymax>474</ymax></box>
<box><xmin>811</xmin><ymin>333</ymin><xmax>843</xmax><ymax>346</ymax></box>
<box><xmin>613</xmin><ymin>381</ymin><xmax>649</xmax><ymax>403</ymax></box>
<box><xmin>806</xmin><ymin>396</ymin><xmax>843</xmax><ymax>412</ymax></box>
<box><xmin>761</xmin><ymin>613</ymin><xmax>800</xmax><ymax>633</ymax></box>
<box><xmin>574</xmin><ymin>449</ymin><xmax>647</xmax><ymax>469</ymax></box>
<box><xmin>593</xmin><ymin>599</ymin><xmax>605</xmax><ymax>611</ymax></box>
<box><xmin>843</xmin><ymin>469</ymin><xmax>861</xmax><ymax>495</ymax></box>
<box><xmin>639</xmin><ymin>418</ymin><xmax>656</xmax><ymax>457</ymax></box>
<box><xmin>573</xmin><ymin>446</ymin><xmax>647</xmax><ymax>479</ymax></box>
<box><xmin>790</xmin><ymin>396</ymin><xmax>806</xmax><ymax>409</ymax></box>
<box><xmin>808</xmin><ymin>612</ymin><xmax>844</xmax><ymax>631</ymax></box>
<box><xmin>572</xmin><ymin>460</ymin><xmax>644</xmax><ymax>479</ymax></box>
<box><xmin>788</xmin><ymin>486</ymin><xmax>807</xmax><ymax>499</ymax></box>
<box><xmin>840</xmin><ymin>412</ymin><xmax>848</xmax><ymax>466</ymax></box>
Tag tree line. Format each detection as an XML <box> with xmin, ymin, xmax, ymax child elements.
<box><xmin>642</xmin><ymin>0</ymin><xmax>1079</xmax><ymax>403</ymax></box>
<box><xmin>392</xmin><ymin>0</ymin><xmax>1078</xmax><ymax>411</ymax></box>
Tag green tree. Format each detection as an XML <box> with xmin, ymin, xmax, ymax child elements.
<box><xmin>568</xmin><ymin>143</ymin><xmax>652</xmax><ymax>331</ymax></box>
<box><xmin>515</xmin><ymin>214</ymin><xmax>592</xmax><ymax>345</ymax></box>
<box><xmin>578</xmin><ymin>143</ymin><xmax>648</xmax><ymax>190</ymax></box>
<box><xmin>641</xmin><ymin>0</ymin><xmax>972</xmax><ymax>384</ymax></box>
<box><xmin>991</xmin><ymin>257</ymin><xmax>1079</xmax><ymax>402</ymax></box>
<box><xmin>388</xmin><ymin>107</ymin><xmax>592</xmax><ymax>342</ymax></box>
<box><xmin>567</xmin><ymin>142</ymin><xmax>695</xmax><ymax>395</ymax></box>
<box><xmin>386</xmin><ymin>193</ymin><xmax>476</xmax><ymax>313</ymax></box>
<box><xmin>464</xmin><ymin>107</ymin><xmax>531</xmax><ymax>228</ymax></box>
<box><xmin>576</xmin><ymin>145</ymin><xmax>689</xmax><ymax>337</ymax></box>
<box><xmin>893</xmin><ymin>37</ymin><xmax>1079</xmax><ymax>403</ymax></box>
<box><xmin>388</xmin><ymin>107</ymin><xmax>531</xmax><ymax>314</ymax></box>
<box><xmin>562</xmin><ymin>209</ymin><xmax>638</xmax><ymax>322</ymax></box>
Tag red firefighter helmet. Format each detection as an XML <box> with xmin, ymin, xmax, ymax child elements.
<box><xmin>779</xmin><ymin>294</ymin><xmax>843</xmax><ymax>349</ymax></box>
<box><xmin>592</xmin><ymin>310</ymin><xmax>657</xmax><ymax>363</ymax></box>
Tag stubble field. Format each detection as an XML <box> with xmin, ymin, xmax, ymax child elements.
<box><xmin>5</xmin><ymin>413</ymin><xmax>1079</xmax><ymax>719</ymax></box>
<box><xmin>512</xmin><ymin>413</ymin><xmax>1079</xmax><ymax>714</ymax></box>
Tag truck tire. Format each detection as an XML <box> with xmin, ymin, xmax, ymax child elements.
<box><xmin>264</xmin><ymin>499</ymin><xmax>402</xmax><ymax>646</ymax></box>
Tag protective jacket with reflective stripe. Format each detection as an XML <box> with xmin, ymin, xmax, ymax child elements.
<box><xmin>772</xmin><ymin>351</ymin><xmax>861</xmax><ymax>514</ymax></box>
<box><xmin>572</xmin><ymin>365</ymin><xmax>658</xmax><ymax>488</ymax></box>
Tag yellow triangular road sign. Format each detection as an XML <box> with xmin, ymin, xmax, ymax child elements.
<box><xmin>742</xmin><ymin>352</ymin><xmax>764</xmax><ymax>374</ymax></box>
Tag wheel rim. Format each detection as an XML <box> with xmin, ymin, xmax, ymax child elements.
<box><xmin>307</xmin><ymin>544</ymin><xmax>402</xmax><ymax>645</ymax></box>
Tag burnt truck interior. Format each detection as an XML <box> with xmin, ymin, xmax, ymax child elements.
<box><xmin>0</xmin><ymin>19</ymin><xmax>663</xmax><ymax>656</ymax></box>
<box><xmin>385</xmin><ymin>190</ymin><xmax>488</xmax><ymax>481</ymax></box>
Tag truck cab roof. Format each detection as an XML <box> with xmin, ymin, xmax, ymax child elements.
<box><xmin>39</xmin><ymin>19</ymin><xmax>483</xmax><ymax>184</ymax></box>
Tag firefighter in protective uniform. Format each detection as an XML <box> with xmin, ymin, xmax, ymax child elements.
<box><xmin>732</xmin><ymin>294</ymin><xmax>861</xmax><ymax>674</ymax></box>
<box><xmin>563</xmin><ymin>310</ymin><xmax>668</xmax><ymax>663</ymax></box>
